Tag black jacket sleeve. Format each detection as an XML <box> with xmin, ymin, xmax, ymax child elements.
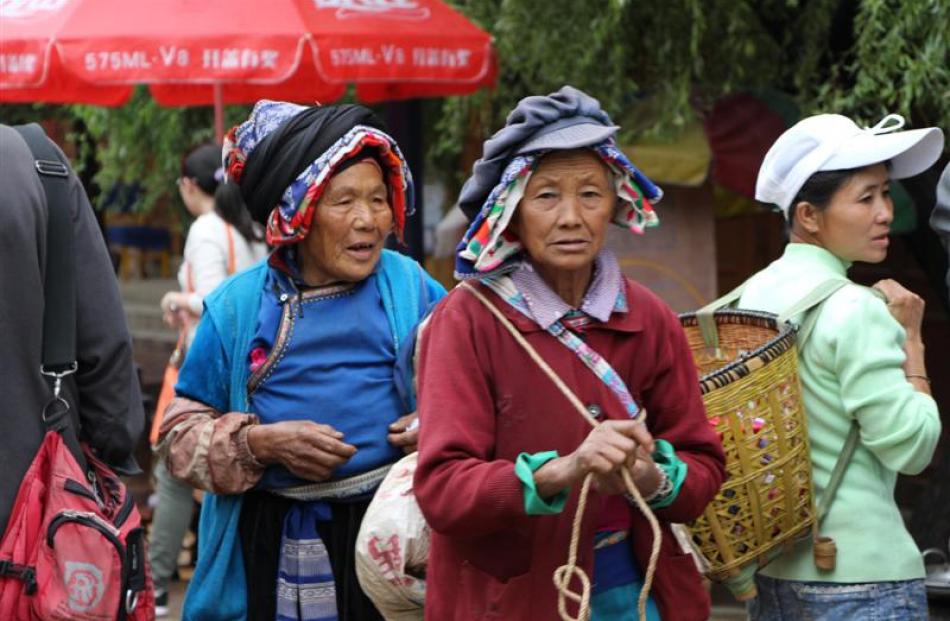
<box><xmin>60</xmin><ymin>142</ymin><xmax>145</xmax><ymax>473</ymax></box>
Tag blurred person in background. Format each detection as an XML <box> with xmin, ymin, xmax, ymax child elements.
<box><xmin>150</xmin><ymin>143</ymin><xmax>267</xmax><ymax>616</ymax></box>
<box><xmin>930</xmin><ymin>161</ymin><xmax>950</xmax><ymax>306</ymax></box>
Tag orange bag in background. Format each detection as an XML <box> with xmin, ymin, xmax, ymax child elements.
<box><xmin>149</xmin><ymin>335</ymin><xmax>184</xmax><ymax>446</ymax></box>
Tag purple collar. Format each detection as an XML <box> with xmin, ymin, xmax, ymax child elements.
<box><xmin>510</xmin><ymin>249</ymin><xmax>627</xmax><ymax>330</ymax></box>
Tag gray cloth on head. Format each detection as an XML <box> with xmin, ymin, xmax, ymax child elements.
<box><xmin>930</xmin><ymin>161</ymin><xmax>950</xmax><ymax>301</ymax></box>
<box><xmin>457</xmin><ymin>85</ymin><xmax>619</xmax><ymax>221</ymax></box>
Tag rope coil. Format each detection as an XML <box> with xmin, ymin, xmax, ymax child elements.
<box><xmin>461</xmin><ymin>283</ymin><xmax>663</xmax><ymax>621</ymax></box>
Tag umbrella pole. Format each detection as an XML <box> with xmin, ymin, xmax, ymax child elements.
<box><xmin>213</xmin><ymin>82</ymin><xmax>224</xmax><ymax>144</ymax></box>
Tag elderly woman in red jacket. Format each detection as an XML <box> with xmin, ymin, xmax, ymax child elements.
<box><xmin>413</xmin><ymin>86</ymin><xmax>725</xmax><ymax>621</ymax></box>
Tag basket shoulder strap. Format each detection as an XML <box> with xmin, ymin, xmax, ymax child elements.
<box><xmin>779</xmin><ymin>279</ymin><xmax>849</xmax><ymax>350</ymax></box>
<box><xmin>783</xmin><ymin>279</ymin><xmax>883</xmax><ymax>525</ymax></box>
<box><xmin>816</xmin><ymin>422</ymin><xmax>860</xmax><ymax>525</ymax></box>
<box><xmin>781</xmin><ymin>279</ymin><xmax>853</xmax><ymax>525</ymax></box>
<box><xmin>777</xmin><ymin>278</ymin><xmax>849</xmax><ymax>324</ymax></box>
<box><xmin>459</xmin><ymin>282</ymin><xmax>597</xmax><ymax>427</ymax></box>
<box><xmin>781</xmin><ymin>279</ymin><xmax>886</xmax><ymax>350</ymax></box>
<box><xmin>695</xmin><ymin>280</ymin><xmax>748</xmax><ymax>350</ymax></box>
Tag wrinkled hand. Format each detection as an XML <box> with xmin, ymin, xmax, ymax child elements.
<box><xmin>388</xmin><ymin>412</ymin><xmax>419</xmax><ymax>454</ymax></box>
<box><xmin>590</xmin><ymin>445</ymin><xmax>663</xmax><ymax>497</ymax></box>
<box><xmin>872</xmin><ymin>279</ymin><xmax>925</xmax><ymax>339</ymax></box>
<box><xmin>533</xmin><ymin>418</ymin><xmax>655</xmax><ymax>498</ymax></box>
<box><xmin>247</xmin><ymin>420</ymin><xmax>357</xmax><ymax>482</ymax></box>
<box><xmin>571</xmin><ymin>419</ymin><xmax>654</xmax><ymax>478</ymax></box>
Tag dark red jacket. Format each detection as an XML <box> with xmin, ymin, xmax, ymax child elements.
<box><xmin>414</xmin><ymin>279</ymin><xmax>725</xmax><ymax>620</ymax></box>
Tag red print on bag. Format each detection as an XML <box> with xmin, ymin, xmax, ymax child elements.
<box><xmin>368</xmin><ymin>535</ymin><xmax>412</xmax><ymax>586</ymax></box>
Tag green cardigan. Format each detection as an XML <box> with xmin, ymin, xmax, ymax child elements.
<box><xmin>739</xmin><ymin>243</ymin><xmax>940</xmax><ymax>583</ymax></box>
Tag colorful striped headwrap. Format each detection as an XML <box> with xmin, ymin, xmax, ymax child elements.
<box><xmin>455</xmin><ymin>138</ymin><xmax>662</xmax><ymax>279</ymax></box>
<box><xmin>223</xmin><ymin>100</ymin><xmax>414</xmax><ymax>247</ymax></box>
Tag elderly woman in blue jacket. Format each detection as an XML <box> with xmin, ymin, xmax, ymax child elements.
<box><xmin>156</xmin><ymin>101</ymin><xmax>445</xmax><ymax>621</ymax></box>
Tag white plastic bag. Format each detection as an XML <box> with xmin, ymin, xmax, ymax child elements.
<box><xmin>356</xmin><ymin>452</ymin><xmax>428</xmax><ymax>621</ymax></box>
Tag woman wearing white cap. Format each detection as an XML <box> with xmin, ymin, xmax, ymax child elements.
<box><xmin>739</xmin><ymin>113</ymin><xmax>944</xmax><ymax>619</ymax></box>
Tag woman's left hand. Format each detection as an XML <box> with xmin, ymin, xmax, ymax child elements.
<box><xmin>388</xmin><ymin>412</ymin><xmax>419</xmax><ymax>454</ymax></box>
<box><xmin>592</xmin><ymin>446</ymin><xmax>664</xmax><ymax>497</ymax></box>
<box><xmin>160</xmin><ymin>291</ymin><xmax>196</xmax><ymax>328</ymax></box>
<box><xmin>873</xmin><ymin>279</ymin><xmax>925</xmax><ymax>340</ymax></box>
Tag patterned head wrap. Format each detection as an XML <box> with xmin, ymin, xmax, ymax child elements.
<box><xmin>454</xmin><ymin>86</ymin><xmax>662</xmax><ymax>279</ymax></box>
<box><xmin>223</xmin><ymin>100</ymin><xmax>414</xmax><ymax>247</ymax></box>
<box><xmin>455</xmin><ymin>140</ymin><xmax>662</xmax><ymax>279</ymax></box>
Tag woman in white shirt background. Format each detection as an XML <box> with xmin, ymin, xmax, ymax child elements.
<box><xmin>161</xmin><ymin>144</ymin><xmax>269</xmax><ymax>332</ymax></box>
<box><xmin>152</xmin><ymin>143</ymin><xmax>268</xmax><ymax>616</ymax></box>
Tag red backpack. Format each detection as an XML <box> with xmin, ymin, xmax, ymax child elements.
<box><xmin>0</xmin><ymin>124</ymin><xmax>154</xmax><ymax>620</ymax></box>
<box><xmin>0</xmin><ymin>425</ymin><xmax>154</xmax><ymax>620</ymax></box>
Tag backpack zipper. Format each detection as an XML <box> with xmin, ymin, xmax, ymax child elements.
<box><xmin>65</xmin><ymin>477</ymin><xmax>132</xmax><ymax>526</ymax></box>
<box><xmin>87</xmin><ymin>470</ymin><xmax>107</xmax><ymax>511</ymax></box>
<box><xmin>64</xmin><ymin>478</ymin><xmax>97</xmax><ymax>502</ymax></box>
<box><xmin>47</xmin><ymin>510</ymin><xmax>128</xmax><ymax>620</ymax></box>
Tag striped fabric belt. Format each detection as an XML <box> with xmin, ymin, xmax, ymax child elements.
<box><xmin>269</xmin><ymin>463</ymin><xmax>392</xmax><ymax>502</ymax></box>
<box><xmin>594</xmin><ymin>530</ymin><xmax>630</xmax><ymax>550</ymax></box>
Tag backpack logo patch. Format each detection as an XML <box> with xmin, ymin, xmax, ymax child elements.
<box><xmin>64</xmin><ymin>561</ymin><xmax>105</xmax><ymax>613</ymax></box>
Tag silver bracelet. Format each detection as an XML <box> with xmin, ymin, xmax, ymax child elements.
<box><xmin>627</xmin><ymin>465</ymin><xmax>672</xmax><ymax>505</ymax></box>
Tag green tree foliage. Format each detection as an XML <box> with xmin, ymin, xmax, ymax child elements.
<box><xmin>2</xmin><ymin>1</ymin><xmax>945</xmax><ymax>215</ymax></box>
<box><xmin>432</xmin><ymin>0</ymin><xmax>949</xmax><ymax>189</ymax></box>
<box><xmin>811</xmin><ymin>0</ymin><xmax>950</xmax><ymax>128</ymax></box>
<box><xmin>69</xmin><ymin>87</ymin><xmax>250</xmax><ymax>219</ymax></box>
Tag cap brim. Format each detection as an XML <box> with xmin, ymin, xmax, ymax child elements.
<box><xmin>516</xmin><ymin>122</ymin><xmax>619</xmax><ymax>154</ymax></box>
<box><xmin>823</xmin><ymin>127</ymin><xmax>944</xmax><ymax>179</ymax></box>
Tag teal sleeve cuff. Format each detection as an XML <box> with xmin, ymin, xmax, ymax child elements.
<box><xmin>649</xmin><ymin>439</ymin><xmax>688</xmax><ymax>509</ymax></box>
<box><xmin>514</xmin><ymin>451</ymin><xmax>568</xmax><ymax>515</ymax></box>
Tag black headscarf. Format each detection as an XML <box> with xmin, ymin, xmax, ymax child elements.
<box><xmin>238</xmin><ymin>104</ymin><xmax>387</xmax><ymax>225</ymax></box>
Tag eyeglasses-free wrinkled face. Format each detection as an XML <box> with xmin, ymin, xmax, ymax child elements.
<box><xmin>296</xmin><ymin>160</ymin><xmax>393</xmax><ymax>286</ymax></box>
<box><xmin>510</xmin><ymin>149</ymin><xmax>616</xmax><ymax>280</ymax></box>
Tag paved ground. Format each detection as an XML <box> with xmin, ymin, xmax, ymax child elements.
<box><xmin>161</xmin><ymin>579</ymin><xmax>187</xmax><ymax>620</ymax></box>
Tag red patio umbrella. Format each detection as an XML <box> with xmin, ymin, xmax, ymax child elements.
<box><xmin>0</xmin><ymin>0</ymin><xmax>495</xmax><ymax>139</ymax></box>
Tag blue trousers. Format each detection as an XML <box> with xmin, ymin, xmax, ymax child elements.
<box><xmin>748</xmin><ymin>574</ymin><xmax>928</xmax><ymax>620</ymax></box>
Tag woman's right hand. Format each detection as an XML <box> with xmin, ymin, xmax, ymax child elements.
<box><xmin>872</xmin><ymin>279</ymin><xmax>930</xmax><ymax>392</ymax></box>
<box><xmin>533</xmin><ymin>419</ymin><xmax>653</xmax><ymax>498</ymax></box>
<box><xmin>247</xmin><ymin>420</ymin><xmax>357</xmax><ymax>482</ymax></box>
<box><xmin>571</xmin><ymin>419</ymin><xmax>654</xmax><ymax>478</ymax></box>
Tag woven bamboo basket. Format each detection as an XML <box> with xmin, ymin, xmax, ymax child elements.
<box><xmin>679</xmin><ymin>310</ymin><xmax>816</xmax><ymax>600</ymax></box>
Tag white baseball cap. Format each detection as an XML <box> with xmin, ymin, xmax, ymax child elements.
<box><xmin>756</xmin><ymin>113</ymin><xmax>944</xmax><ymax>218</ymax></box>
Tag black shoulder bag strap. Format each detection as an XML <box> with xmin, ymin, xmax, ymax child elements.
<box><xmin>14</xmin><ymin>123</ymin><xmax>88</xmax><ymax>474</ymax></box>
